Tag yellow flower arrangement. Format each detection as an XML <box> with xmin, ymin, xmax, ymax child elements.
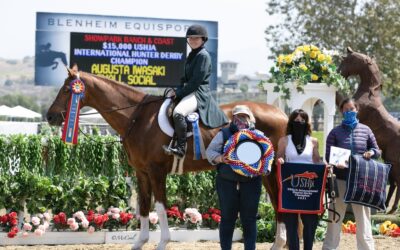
<box><xmin>268</xmin><ymin>44</ymin><xmax>348</xmax><ymax>99</ymax></box>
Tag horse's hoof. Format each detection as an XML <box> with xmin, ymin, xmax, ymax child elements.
<box><xmin>131</xmin><ymin>245</ymin><xmax>143</xmax><ymax>250</ymax></box>
<box><xmin>156</xmin><ymin>241</ymin><xmax>169</xmax><ymax>250</ymax></box>
<box><xmin>132</xmin><ymin>239</ymin><xmax>148</xmax><ymax>250</ymax></box>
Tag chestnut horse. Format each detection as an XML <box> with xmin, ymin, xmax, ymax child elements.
<box><xmin>46</xmin><ymin>68</ymin><xmax>287</xmax><ymax>250</ymax></box>
<box><xmin>339</xmin><ymin>47</ymin><xmax>400</xmax><ymax>213</ymax></box>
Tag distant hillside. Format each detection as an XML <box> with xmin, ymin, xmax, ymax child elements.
<box><xmin>0</xmin><ymin>57</ymin><xmax>34</xmax><ymax>81</ymax></box>
<box><xmin>0</xmin><ymin>57</ymin><xmax>58</xmax><ymax>118</ymax></box>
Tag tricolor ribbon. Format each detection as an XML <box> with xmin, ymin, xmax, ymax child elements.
<box><xmin>61</xmin><ymin>79</ymin><xmax>85</xmax><ymax>145</ymax></box>
<box><xmin>186</xmin><ymin>113</ymin><xmax>206</xmax><ymax>160</ymax></box>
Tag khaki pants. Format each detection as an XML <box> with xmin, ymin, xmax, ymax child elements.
<box><xmin>322</xmin><ymin>179</ymin><xmax>374</xmax><ymax>250</ymax></box>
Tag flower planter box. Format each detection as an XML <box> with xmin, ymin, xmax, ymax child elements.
<box><xmin>0</xmin><ymin>229</ymin><xmax>242</xmax><ymax>245</ymax></box>
<box><xmin>105</xmin><ymin>229</ymin><xmax>242</xmax><ymax>244</ymax></box>
<box><xmin>0</xmin><ymin>232</ymin><xmax>105</xmax><ymax>245</ymax></box>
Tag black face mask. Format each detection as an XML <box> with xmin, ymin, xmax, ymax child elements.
<box><xmin>291</xmin><ymin>121</ymin><xmax>307</xmax><ymax>154</ymax></box>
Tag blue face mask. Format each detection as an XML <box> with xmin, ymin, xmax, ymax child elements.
<box><xmin>342</xmin><ymin>111</ymin><xmax>358</xmax><ymax>129</ymax></box>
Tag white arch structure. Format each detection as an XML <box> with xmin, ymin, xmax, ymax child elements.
<box><xmin>263</xmin><ymin>82</ymin><xmax>337</xmax><ymax>153</ymax></box>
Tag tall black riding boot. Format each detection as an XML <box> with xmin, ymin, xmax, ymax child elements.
<box><xmin>164</xmin><ymin>113</ymin><xmax>187</xmax><ymax>158</ymax></box>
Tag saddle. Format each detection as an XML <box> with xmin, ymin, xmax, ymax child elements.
<box><xmin>166</xmin><ymin>100</ymin><xmax>194</xmax><ymax>134</ymax></box>
<box><xmin>158</xmin><ymin>98</ymin><xmax>205</xmax><ymax>160</ymax></box>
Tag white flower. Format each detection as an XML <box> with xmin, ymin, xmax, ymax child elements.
<box><xmin>110</xmin><ymin>207</ymin><xmax>120</xmax><ymax>214</ymax></box>
<box><xmin>112</xmin><ymin>213</ymin><xmax>120</xmax><ymax>220</ymax></box>
<box><xmin>34</xmin><ymin>229</ymin><xmax>44</xmax><ymax>236</ymax></box>
<box><xmin>292</xmin><ymin>51</ymin><xmax>304</xmax><ymax>61</ymax></box>
<box><xmin>81</xmin><ymin>219</ymin><xmax>89</xmax><ymax>228</ymax></box>
<box><xmin>43</xmin><ymin>212</ymin><xmax>51</xmax><ymax>221</ymax></box>
<box><xmin>70</xmin><ymin>222</ymin><xmax>79</xmax><ymax>231</ymax></box>
<box><xmin>67</xmin><ymin>218</ymin><xmax>76</xmax><ymax>225</ymax></box>
<box><xmin>87</xmin><ymin>226</ymin><xmax>95</xmax><ymax>234</ymax></box>
<box><xmin>149</xmin><ymin>212</ymin><xmax>159</xmax><ymax>225</ymax></box>
<box><xmin>322</xmin><ymin>48</ymin><xmax>339</xmax><ymax>56</ymax></box>
<box><xmin>38</xmin><ymin>225</ymin><xmax>46</xmax><ymax>232</ymax></box>
<box><xmin>31</xmin><ymin>217</ymin><xmax>40</xmax><ymax>226</ymax></box>
<box><xmin>184</xmin><ymin>208</ymin><xmax>202</xmax><ymax>224</ymax></box>
<box><xmin>73</xmin><ymin>211</ymin><xmax>85</xmax><ymax>220</ymax></box>
<box><xmin>23</xmin><ymin>223</ymin><xmax>32</xmax><ymax>231</ymax></box>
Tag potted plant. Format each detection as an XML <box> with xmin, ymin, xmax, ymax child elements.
<box><xmin>268</xmin><ymin>44</ymin><xmax>348</xmax><ymax>99</ymax></box>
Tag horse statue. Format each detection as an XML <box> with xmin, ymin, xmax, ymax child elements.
<box><xmin>35</xmin><ymin>43</ymin><xmax>68</xmax><ymax>70</ymax></box>
<box><xmin>339</xmin><ymin>47</ymin><xmax>400</xmax><ymax>213</ymax></box>
<box><xmin>46</xmin><ymin>67</ymin><xmax>288</xmax><ymax>250</ymax></box>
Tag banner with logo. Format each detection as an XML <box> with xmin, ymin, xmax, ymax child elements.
<box><xmin>278</xmin><ymin>162</ymin><xmax>327</xmax><ymax>214</ymax></box>
<box><xmin>35</xmin><ymin>12</ymin><xmax>218</xmax><ymax>89</ymax></box>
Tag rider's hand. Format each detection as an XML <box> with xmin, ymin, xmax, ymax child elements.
<box><xmin>277</xmin><ymin>157</ymin><xmax>284</xmax><ymax>164</ymax></box>
<box><xmin>363</xmin><ymin>150</ymin><xmax>374</xmax><ymax>159</ymax></box>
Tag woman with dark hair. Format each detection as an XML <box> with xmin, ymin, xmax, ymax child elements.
<box><xmin>322</xmin><ymin>98</ymin><xmax>380</xmax><ymax>250</ymax></box>
<box><xmin>276</xmin><ymin>109</ymin><xmax>322</xmax><ymax>250</ymax></box>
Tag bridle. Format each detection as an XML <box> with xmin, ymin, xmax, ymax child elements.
<box><xmin>53</xmin><ymin>84</ymin><xmax>172</xmax><ymax>144</ymax></box>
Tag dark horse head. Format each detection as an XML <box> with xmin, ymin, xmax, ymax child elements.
<box><xmin>36</xmin><ymin>43</ymin><xmax>68</xmax><ymax>70</ymax></box>
<box><xmin>339</xmin><ymin>47</ymin><xmax>382</xmax><ymax>97</ymax></box>
<box><xmin>339</xmin><ymin>47</ymin><xmax>379</xmax><ymax>80</ymax></box>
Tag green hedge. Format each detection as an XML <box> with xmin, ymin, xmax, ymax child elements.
<box><xmin>0</xmin><ymin>133</ymin><xmax>284</xmax><ymax>242</ymax></box>
<box><xmin>0</xmin><ymin>134</ymin><xmax>133</xmax><ymax>214</ymax></box>
<box><xmin>0</xmin><ymin>133</ymin><xmax>220</xmax><ymax>214</ymax></box>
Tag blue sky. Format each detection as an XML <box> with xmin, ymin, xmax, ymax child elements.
<box><xmin>0</xmin><ymin>0</ymin><xmax>274</xmax><ymax>76</ymax></box>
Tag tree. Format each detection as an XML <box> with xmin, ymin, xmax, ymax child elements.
<box><xmin>265</xmin><ymin>0</ymin><xmax>400</xmax><ymax>98</ymax></box>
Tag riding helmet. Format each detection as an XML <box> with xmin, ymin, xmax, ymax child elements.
<box><xmin>186</xmin><ymin>25</ymin><xmax>208</xmax><ymax>42</ymax></box>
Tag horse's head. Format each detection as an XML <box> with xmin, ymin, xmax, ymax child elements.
<box><xmin>46</xmin><ymin>65</ymin><xmax>80</xmax><ymax>126</ymax></box>
<box><xmin>339</xmin><ymin>47</ymin><xmax>374</xmax><ymax>78</ymax></box>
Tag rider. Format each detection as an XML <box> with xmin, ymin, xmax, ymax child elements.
<box><xmin>164</xmin><ymin>24</ymin><xmax>228</xmax><ymax>158</ymax></box>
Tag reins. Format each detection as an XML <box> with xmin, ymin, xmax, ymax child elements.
<box><xmin>56</xmin><ymin>76</ymin><xmax>173</xmax><ymax>145</ymax></box>
<box><xmin>75</xmin><ymin>90</ymin><xmax>170</xmax><ymax>144</ymax></box>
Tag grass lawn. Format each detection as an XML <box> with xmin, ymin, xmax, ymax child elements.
<box><xmin>312</xmin><ymin>130</ymin><xmax>325</xmax><ymax>157</ymax></box>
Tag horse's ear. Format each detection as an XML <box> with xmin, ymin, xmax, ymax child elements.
<box><xmin>65</xmin><ymin>63</ymin><xmax>79</xmax><ymax>78</ymax></box>
<box><xmin>66</xmin><ymin>66</ymin><xmax>76</xmax><ymax>78</ymax></box>
<box><xmin>347</xmin><ymin>47</ymin><xmax>354</xmax><ymax>54</ymax></box>
<box><xmin>71</xmin><ymin>63</ymin><xmax>79</xmax><ymax>73</ymax></box>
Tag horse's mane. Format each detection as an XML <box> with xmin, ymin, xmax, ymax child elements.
<box><xmin>81</xmin><ymin>71</ymin><xmax>166</xmax><ymax>102</ymax></box>
<box><xmin>83</xmin><ymin>71</ymin><xmax>146</xmax><ymax>93</ymax></box>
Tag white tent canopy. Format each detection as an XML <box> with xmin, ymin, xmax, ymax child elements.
<box><xmin>11</xmin><ymin>106</ymin><xmax>42</xmax><ymax>119</ymax></box>
<box><xmin>0</xmin><ymin>105</ymin><xmax>12</xmax><ymax>116</ymax></box>
<box><xmin>0</xmin><ymin>105</ymin><xmax>42</xmax><ymax>119</ymax></box>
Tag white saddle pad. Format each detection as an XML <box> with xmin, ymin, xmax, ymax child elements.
<box><xmin>157</xmin><ymin>98</ymin><xmax>194</xmax><ymax>138</ymax></box>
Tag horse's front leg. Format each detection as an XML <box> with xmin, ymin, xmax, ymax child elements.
<box><xmin>132</xmin><ymin>171</ymin><xmax>152</xmax><ymax>250</ymax></box>
<box><xmin>150</xmin><ymin>168</ymin><xmax>170</xmax><ymax>250</ymax></box>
